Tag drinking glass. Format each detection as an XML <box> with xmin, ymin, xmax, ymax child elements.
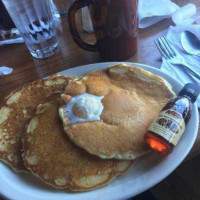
<box><xmin>50</xmin><ymin>0</ymin><xmax>74</xmax><ymax>17</ymax></box>
<box><xmin>2</xmin><ymin>0</ymin><xmax>59</xmax><ymax>59</ymax></box>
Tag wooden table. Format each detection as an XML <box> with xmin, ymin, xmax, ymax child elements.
<box><xmin>0</xmin><ymin>0</ymin><xmax>200</xmax><ymax>199</ymax></box>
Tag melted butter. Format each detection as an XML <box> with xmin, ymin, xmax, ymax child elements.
<box><xmin>65</xmin><ymin>93</ymin><xmax>104</xmax><ymax>124</ymax></box>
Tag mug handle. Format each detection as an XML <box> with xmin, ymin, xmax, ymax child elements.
<box><xmin>67</xmin><ymin>0</ymin><xmax>98</xmax><ymax>51</ymax></box>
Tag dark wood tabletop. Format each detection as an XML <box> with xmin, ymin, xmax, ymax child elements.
<box><xmin>0</xmin><ymin>0</ymin><xmax>200</xmax><ymax>199</ymax></box>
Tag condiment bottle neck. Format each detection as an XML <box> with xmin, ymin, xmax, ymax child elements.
<box><xmin>179</xmin><ymin>94</ymin><xmax>192</xmax><ymax>102</ymax></box>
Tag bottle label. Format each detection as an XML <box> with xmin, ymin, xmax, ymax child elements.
<box><xmin>148</xmin><ymin>109</ymin><xmax>185</xmax><ymax>145</ymax></box>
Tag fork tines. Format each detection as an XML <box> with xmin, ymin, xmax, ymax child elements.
<box><xmin>155</xmin><ymin>36</ymin><xmax>176</xmax><ymax>59</ymax></box>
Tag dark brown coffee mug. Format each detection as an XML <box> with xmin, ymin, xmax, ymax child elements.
<box><xmin>68</xmin><ymin>0</ymin><xmax>138</xmax><ymax>61</ymax></box>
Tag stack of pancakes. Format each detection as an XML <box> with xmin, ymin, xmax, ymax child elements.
<box><xmin>0</xmin><ymin>64</ymin><xmax>175</xmax><ymax>191</ymax></box>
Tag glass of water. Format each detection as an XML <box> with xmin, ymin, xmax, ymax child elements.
<box><xmin>2</xmin><ymin>0</ymin><xmax>59</xmax><ymax>59</ymax></box>
<box><xmin>50</xmin><ymin>0</ymin><xmax>73</xmax><ymax>17</ymax></box>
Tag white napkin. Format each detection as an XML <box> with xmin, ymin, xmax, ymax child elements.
<box><xmin>82</xmin><ymin>7</ymin><xmax>94</xmax><ymax>33</ymax></box>
<box><xmin>138</xmin><ymin>0</ymin><xmax>179</xmax><ymax>28</ymax></box>
<box><xmin>161</xmin><ymin>25</ymin><xmax>200</xmax><ymax>107</ymax></box>
<box><xmin>0</xmin><ymin>67</ymin><xmax>13</xmax><ymax>76</ymax></box>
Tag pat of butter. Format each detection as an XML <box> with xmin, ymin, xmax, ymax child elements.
<box><xmin>65</xmin><ymin>93</ymin><xmax>104</xmax><ymax>124</ymax></box>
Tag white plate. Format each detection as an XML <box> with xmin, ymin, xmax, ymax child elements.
<box><xmin>0</xmin><ymin>62</ymin><xmax>199</xmax><ymax>200</ymax></box>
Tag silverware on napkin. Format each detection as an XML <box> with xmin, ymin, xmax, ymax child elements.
<box><xmin>155</xmin><ymin>36</ymin><xmax>200</xmax><ymax>87</ymax></box>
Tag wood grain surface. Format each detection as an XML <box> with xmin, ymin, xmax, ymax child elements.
<box><xmin>0</xmin><ymin>0</ymin><xmax>200</xmax><ymax>199</ymax></box>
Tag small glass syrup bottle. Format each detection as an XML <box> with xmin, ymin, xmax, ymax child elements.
<box><xmin>145</xmin><ymin>83</ymin><xmax>200</xmax><ymax>155</ymax></box>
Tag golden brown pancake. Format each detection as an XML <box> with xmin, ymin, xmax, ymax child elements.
<box><xmin>0</xmin><ymin>76</ymin><xmax>70</xmax><ymax>172</ymax></box>
<box><xmin>59</xmin><ymin>64</ymin><xmax>175</xmax><ymax>160</ymax></box>
<box><xmin>23</xmin><ymin>100</ymin><xmax>132</xmax><ymax>191</ymax></box>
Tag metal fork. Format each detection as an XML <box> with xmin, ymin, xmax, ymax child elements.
<box><xmin>155</xmin><ymin>36</ymin><xmax>200</xmax><ymax>86</ymax></box>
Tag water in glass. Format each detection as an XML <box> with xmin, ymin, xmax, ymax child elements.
<box><xmin>2</xmin><ymin>0</ymin><xmax>59</xmax><ymax>59</ymax></box>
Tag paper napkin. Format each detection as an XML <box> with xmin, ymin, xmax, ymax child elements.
<box><xmin>161</xmin><ymin>25</ymin><xmax>200</xmax><ymax>107</ymax></box>
<box><xmin>0</xmin><ymin>66</ymin><xmax>13</xmax><ymax>76</ymax></box>
<box><xmin>138</xmin><ymin>0</ymin><xmax>179</xmax><ymax>28</ymax></box>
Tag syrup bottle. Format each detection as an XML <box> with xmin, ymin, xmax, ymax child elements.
<box><xmin>145</xmin><ymin>83</ymin><xmax>200</xmax><ymax>155</ymax></box>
